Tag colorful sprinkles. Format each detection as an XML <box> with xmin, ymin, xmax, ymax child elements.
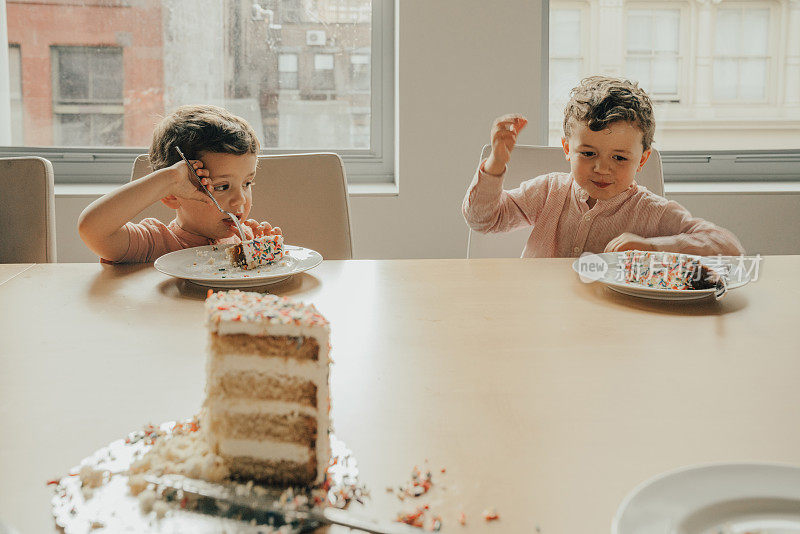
<box><xmin>206</xmin><ymin>290</ymin><xmax>329</xmax><ymax>328</ymax></box>
<box><xmin>227</xmin><ymin>234</ymin><xmax>284</xmax><ymax>270</ymax></box>
<box><xmin>621</xmin><ymin>250</ymin><xmax>709</xmax><ymax>290</ymax></box>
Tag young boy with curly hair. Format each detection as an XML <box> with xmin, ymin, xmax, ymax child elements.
<box><xmin>79</xmin><ymin>105</ymin><xmax>281</xmax><ymax>263</ymax></box>
<box><xmin>462</xmin><ymin>76</ymin><xmax>744</xmax><ymax>257</ymax></box>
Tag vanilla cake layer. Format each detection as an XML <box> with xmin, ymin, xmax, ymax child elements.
<box><xmin>204</xmin><ymin>290</ymin><xmax>331</xmax><ymax>486</ymax></box>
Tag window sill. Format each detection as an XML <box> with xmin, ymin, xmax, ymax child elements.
<box><xmin>664</xmin><ymin>182</ymin><xmax>800</xmax><ymax>195</ymax></box>
<box><xmin>54</xmin><ymin>181</ymin><xmax>400</xmax><ymax>198</ymax></box>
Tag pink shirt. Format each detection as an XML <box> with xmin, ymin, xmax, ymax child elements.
<box><xmin>105</xmin><ymin>218</ymin><xmax>254</xmax><ymax>264</ymax></box>
<box><xmin>462</xmin><ymin>167</ymin><xmax>745</xmax><ymax>258</ymax></box>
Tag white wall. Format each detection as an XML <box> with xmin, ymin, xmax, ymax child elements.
<box><xmin>52</xmin><ymin>0</ymin><xmax>800</xmax><ymax>262</ymax></box>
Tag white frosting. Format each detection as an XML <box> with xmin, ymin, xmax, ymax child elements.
<box><xmin>217</xmin><ymin>438</ymin><xmax>312</xmax><ymax>464</ymax></box>
<box><xmin>208</xmin><ymin>351</ymin><xmax>329</xmax><ymax>384</ymax></box>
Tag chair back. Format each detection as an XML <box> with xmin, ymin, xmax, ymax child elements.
<box><xmin>0</xmin><ymin>157</ymin><xmax>57</xmax><ymax>262</ymax></box>
<box><xmin>467</xmin><ymin>144</ymin><xmax>663</xmax><ymax>258</ymax></box>
<box><xmin>131</xmin><ymin>152</ymin><xmax>353</xmax><ymax>259</ymax></box>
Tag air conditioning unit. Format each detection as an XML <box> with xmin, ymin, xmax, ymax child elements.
<box><xmin>306</xmin><ymin>30</ymin><xmax>326</xmax><ymax>46</ymax></box>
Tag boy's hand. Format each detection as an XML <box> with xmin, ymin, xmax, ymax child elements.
<box><xmin>605</xmin><ymin>233</ymin><xmax>656</xmax><ymax>253</ymax></box>
<box><xmin>167</xmin><ymin>158</ymin><xmax>214</xmax><ymax>203</ymax></box>
<box><xmin>243</xmin><ymin>219</ymin><xmax>282</xmax><ymax>238</ymax></box>
<box><xmin>484</xmin><ymin>114</ymin><xmax>528</xmax><ymax>176</ymax></box>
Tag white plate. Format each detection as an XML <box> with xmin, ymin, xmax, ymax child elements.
<box><xmin>572</xmin><ymin>252</ymin><xmax>752</xmax><ymax>301</ymax></box>
<box><xmin>613</xmin><ymin>463</ymin><xmax>800</xmax><ymax>534</ymax></box>
<box><xmin>154</xmin><ymin>244</ymin><xmax>322</xmax><ymax>288</ymax></box>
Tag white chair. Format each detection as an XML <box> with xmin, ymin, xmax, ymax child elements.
<box><xmin>131</xmin><ymin>152</ymin><xmax>353</xmax><ymax>259</ymax></box>
<box><xmin>466</xmin><ymin>144</ymin><xmax>664</xmax><ymax>258</ymax></box>
<box><xmin>0</xmin><ymin>157</ymin><xmax>57</xmax><ymax>263</ymax></box>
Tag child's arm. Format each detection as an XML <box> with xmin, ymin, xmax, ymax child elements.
<box><xmin>77</xmin><ymin>160</ymin><xmax>212</xmax><ymax>261</ymax></box>
<box><xmin>605</xmin><ymin>202</ymin><xmax>745</xmax><ymax>256</ymax></box>
<box><xmin>463</xmin><ymin>114</ymin><xmax>552</xmax><ymax>233</ymax></box>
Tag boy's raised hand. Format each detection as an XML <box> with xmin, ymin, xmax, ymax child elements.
<box><xmin>484</xmin><ymin>114</ymin><xmax>528</xmax><ymax>176</ymax></box>
<box><xmin>167</xmin><ymin>158</ymin><xmax>215</xmax><ymax>204</ymax></box>
<box><xmin>243</xmin><ymin>219</ymin><xmax>282</xmax><ymax>238</ymax></box>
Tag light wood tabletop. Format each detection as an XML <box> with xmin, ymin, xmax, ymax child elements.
<box><xmin>1</xmin><ymin>258</ymin><xmax>799</xmax><ymax>533</ymax></box>
<box><xmin>0</xmin><ymin>263</ymin><xmax>33</xmax><ymax>286</ymax></box>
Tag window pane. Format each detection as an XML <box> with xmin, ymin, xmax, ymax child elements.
<box><xmin>742</xmin><ymin>9</ymin><xmax>769</xmax><ymax>56</ymax></box>
<box><xmin>713</xmin><ymin>59</ymin><xmax>738</xmax><ymax>100</ymax></box>
<box><xmin>550</xmin><ymin>58</ymin><xmax>582</xmax><ymax>103</ymax></box>
<box><xmin>56</xmin><ymin>48</ymin><xmax>91</xmax><ymax>100</ymax></box>
<box><xmin>714</xmin><ymin>10</ymin><xmax>740</xmax><ymax>55</ymax></box>
<box><xmin>627</xmin><ymin>13</ymin><xmax>652</xmax><ymax>53</ymax></box>
<box><xmin>550</xmin><ymin>10</ymin><xmax>581</xmax><ymax>56</ymax></box>
<box><xmin>653</xmin><ymin>11</ymin><xmax>679</xmax><ymax>53</ymax></box>
<box><xmin>626</xmin><ymin>58</ymin><xmax>651</xmax><ymax>90</ymax></box>
<box><xmin>651</xmin><ymin>57</ymin><xmax>678</xmax><ymax>95</ymax></box>
<box><xmin>5</xmin><ymin>0</ymin><xmax>374</xmax><ymax>150</ymax></box>
<box><xmin>739</xmin><ymin>59</ymin><xmax>766</xmax><ymax>100</ymax></box>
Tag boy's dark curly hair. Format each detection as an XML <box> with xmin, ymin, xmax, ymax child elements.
<box><xmin>563</xmin><ymin>76</ymin><xmax>655</xmax><ymax>151</ymax></box>
<box><xmin>149</xmin><ymin>105</ymin><xmax>260</xmax><ymax>170</ymax></box>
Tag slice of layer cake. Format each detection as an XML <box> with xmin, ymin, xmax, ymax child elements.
<box><xmin>620</xmin><ymin>250</ymin><xmax>723</xmax><ymax>290</ymax></box>
<box><xmin>204</xmin><ymin>290</ymin><xmax>331</xmax><ymax>486</ymax></box>
<box><xmin>226</xmin><ymin>234</ymin><xmax>284</xmax><ymax>270</ymax></box>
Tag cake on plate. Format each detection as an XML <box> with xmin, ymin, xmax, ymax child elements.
<box><xmin>203</xmin><ymin>290</ymin><xmax>331</xmax><ymax>486</ymax></box>
<box><xmin>226</xmin><ymin>234</ymin><xmax>284</xmax><ymax>270</ymax></box>
<box><xmin>620</xmin><ymin>250</ymin><xmax>723</xmax><ymax>290</ymax></box>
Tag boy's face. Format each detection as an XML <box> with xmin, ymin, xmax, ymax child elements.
<box><xmin>175</xmin><ymin>151</ymin><xmax>258</xmax><ymax>240</ymax></box>
<box><xmin>561</xmin><ymin>120</ymin><xmax>651</xmax><ymax>203</ymax></box>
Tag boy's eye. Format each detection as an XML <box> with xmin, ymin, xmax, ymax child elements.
<box><xmin>613</xmin><ymin>155</ymin><xmax>628</xmax><ymax>161</ymax></box>
<box><xmin>580</xmin><ymin>151</ymin><xmax>595</xmax><ymax>157</ymax></box>
<box><xmin>213</xmin><ymin>184</ymin><xmax>229</xmax><ymax>192</ymax></box>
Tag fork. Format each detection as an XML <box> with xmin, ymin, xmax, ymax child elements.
<box><xmin>174</xmin><ymin>146</ymin><xmax>247</xmax><ymax>242</ymax></box>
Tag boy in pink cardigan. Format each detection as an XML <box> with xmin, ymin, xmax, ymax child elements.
<box><xmin>462</xmin><ymin>76</ymin><xmax>744</xmax><ymax>258</ymax></box>
<box><xmin>79</xmin><ymin>105</ymin><xmax>281</xmax><ymax>263</ymax></box>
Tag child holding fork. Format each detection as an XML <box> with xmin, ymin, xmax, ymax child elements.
<box><xmin>462</xmin><ymin>76</ymin><xmax>745</xmax><ymax>258</ymax></box>
<box><xmin>78</xmin><ymin>105</ymin><xmax>281</xmax><ymax>263</ymax></box>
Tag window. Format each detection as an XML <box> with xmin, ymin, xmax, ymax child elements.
<box><xmin>625</xmin><ymin>9</ymin><xmax>680</xmax><ymax>101</ymax></box>
<box><xmin>1</xmin><ymin>0</ymin><xmax>395</xmax><ymax>184</ymax></box>
<box><xmin>312</xmin><ymin>53</ymin><xmax>335</xmax><ymax>91</ymax></box>
<box><xmin>52</xmin><ymin>46</ymin><xmax>124</xmax><ymax>146</ymax></box>
<box><xmin>713</xmin><ymin>7</ymin><xmax>769</xmax><ymax>102</ymax></box>
<box><xmin>549</xmin><ymin>0</ymin><xmax>799</xmax><ymax>181</ymax></box>
<box><xmin>549</xmin><ymin>8</ymin><xmax>584</xmax><ymax>105</ymax></box>
<box><xmin>278</xmin><ymin>53</ymin><xmax>299</xmax><ymax>90</ymax></box>
<box><xmin>9</xmin><ymin>44</ymin><xmax>23</xmax><ymax>145</ymax></box>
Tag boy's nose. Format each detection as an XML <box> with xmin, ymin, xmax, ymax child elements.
<box><xmin>226</xmin><ymin>189</ymin><xmax>247</xmax><ymax>213</ymax></box>
<box><xmin>594</xmin><ymin>160</ymin><xmax>611</xmax><ymax>174</ymax></box>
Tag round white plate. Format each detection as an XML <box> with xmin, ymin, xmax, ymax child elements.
<box><xmin>613</xmin><ymin>463</ymin><xmax>800</xmax><ymax>534</ymax></box>
<box><xmin>154</xmin><ymin>244</ymin><xmax>322</xmax><ymax>288</ymax></box>
<box><xmin>572</xmin><ymin>252</ymin><xmax>752</xmax><ymax>301</ymax></box>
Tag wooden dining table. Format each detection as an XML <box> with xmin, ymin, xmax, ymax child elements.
<box><xmin>1</xmin><ymin>257</ymin><xmax>799</xmax><ymax>533</ymax></box>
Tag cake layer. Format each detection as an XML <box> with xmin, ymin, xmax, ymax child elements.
<box><xmin>225</xmin><ymin>455</ymin><xmax>316</xmax><ymax>486</ymax></box>
<box><xmin>207</xmin><ymin>351</ymin><xmax>328</xmax><ymax>384</ymax></box>
<box><xmin>210</xmin><ymin>333</ymin><xmax>319</xmax><ymax>360</ymax></box>
<box><xmin>218</xmin><ymin>438</ymin><xmax>313</xmax><ymax>465</ymax></box>
<box><xmin>208</xmin><ymin>371</ymin><xmax>317</xmax><ymax>407</ymax></box>
<box><xmin>206</xmin><ymin>410</ymin><xmax>317</xmax><ymax>445</ymax></box>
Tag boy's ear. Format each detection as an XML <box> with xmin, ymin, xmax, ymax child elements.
<box><xmin>161</xmin><ymin>195</ymin><xmax>180</xmax><ymax>209</ymax></box>
<box><xmin>561</xmin><ymin>137</ymin><xmax>570</xmax><ymax>160</ymax></box>
<box><xmin>637</xmin><ymin>149</ymin><xmax>652</xmax><ymax>172</ymax></box>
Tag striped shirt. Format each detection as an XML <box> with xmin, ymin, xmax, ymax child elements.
<box><xmin>462</xmin><ymin>166</ymin><xmax>745</xmax><ymax>258</ymax></box>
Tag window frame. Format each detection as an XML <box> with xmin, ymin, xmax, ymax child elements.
<box><xmin>546</xmin><ymin>0</ymin><xmax>799</xmax><ymax>184</ymax></box>
<box><xmin>624</xmin><ymin>7</ymin><xmax>683</xmax><ymax>102</ymax></box>
<box><xmin>0</xmin><ymin>0</ymin><xmax>395</xmax><ymax>185</ymax></box>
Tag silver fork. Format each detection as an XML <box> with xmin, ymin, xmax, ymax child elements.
<box><xmin>174</xmin><ymin>146</ymin><xmax>247</xmax><ymax>242</ymax></box>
